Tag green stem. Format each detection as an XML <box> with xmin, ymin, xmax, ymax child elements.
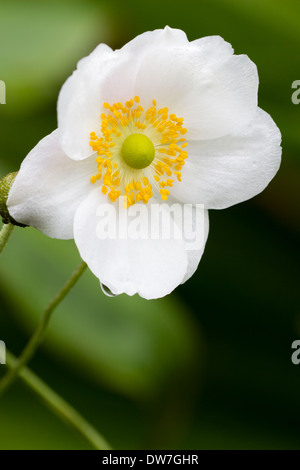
<box><xmin>0</xmin><ymin>223</ymin><xmax>14</xmax><ymax>255</ymax></box>
<box><xmin>0</xmin><ymin>261</ymin><xmax>87</xmax><ymax>397</ymax></box>
<box><xmin>4</xmin><ymin>350</ymin><xmax>112</xmax><ymax>450</ymax></box>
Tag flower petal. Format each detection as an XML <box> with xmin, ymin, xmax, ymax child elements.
<box><xmin>58</xmin><ymin>44</ymin><xmax>133</xmax><ymax>161</ymax></box>
<box><xmin>7</xmin><ymin>130</ymin><xmax>95</xmax><ymax>239</ymax></box>
<box><xmin>135</xmin><ymin>35</ymin><xmax>258</xmax><ymax>139</ymax></box>
<box><xmin>171</xmin><ymin>108</ymin><xmax>282</xmax><ymax>209</ymax></box>
<box><xmin>180</xmin><ymin>206</ymin><xmax>210</xmax><ymax>284</ymax></box>
<box><xmin>120</xmin><ymin>26</ymin><xmax>188</xmax><ymax>55</ymax></box>
<box><xmin>73</xmin><ymin>189</ymin><xmax>209</xmax><ymax>299</ymax></box>
<box><xmin>58</xmin><ymin>27</ymin><xmax>188</xmax><ymax>161</ymax></box>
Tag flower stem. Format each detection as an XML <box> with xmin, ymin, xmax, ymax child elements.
<box><xmin>0</xmin><ymin>261</ymin><xmax>87</xmax><ymax>397</ymax></box>
<box><xmin>4</xmin><ymin>350</ymin><xmax>112</xmax><ymax>450</ymax></box>
<box><xmin>0</xmin><ymin>223</ymin><xmax>14</xmax><ymax>255</ymax></box>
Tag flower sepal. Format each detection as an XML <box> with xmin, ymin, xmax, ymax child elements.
<box><xmin>0</xmin><ymin>172</ymin><xmax>27</xmax><ymax>227</ymax></box>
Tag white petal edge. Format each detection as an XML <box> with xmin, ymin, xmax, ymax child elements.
<box><xmin>7</xmin><ymin>130</ymin><xmax>96</xmax><ymax>239</ymax></box>
<box><xmin>180</xmin><ymin>206</ymin><xmax>210</xmax><ymax>284</ymax></box>
<box><xmin>73</xmin><ymin>189</ymin><xmax>200</xmax><ymax>299</ymax></box>
<box><xmin>171</xmin><ymin>108</ymin><xmax>282</xmax><ymax>209</ymax></box>
<box><xmin>120</xmin><ymin>26</ymin><xmax>188</xmax><ymax>54</ymax></box>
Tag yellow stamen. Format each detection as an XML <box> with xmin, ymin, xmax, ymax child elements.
<box><xmin>89</xmin><ymin>97</ymin><xmax>188</xmax><ymax>207</ymax></box>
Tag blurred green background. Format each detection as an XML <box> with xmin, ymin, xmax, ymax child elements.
<box><xmin>0</xmin><ymin>0</ymin><xmax>299</xmax><ymax>450</ymax></box>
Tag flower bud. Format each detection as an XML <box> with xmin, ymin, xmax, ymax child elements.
<box><xmin>0</xmin><ymin>172</ymin><xmax>27</xmax><ymax>226</ymax></box>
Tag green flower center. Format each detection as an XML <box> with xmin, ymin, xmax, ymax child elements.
<box><xmin>121</xmin><ymin>133</ymin><xmax>155</xmax><ymax>170</ymax></box>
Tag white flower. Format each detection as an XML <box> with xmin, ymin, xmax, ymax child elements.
<box><xmin>7</xmin><ymin>27</ymin><xmax>281</xmax><ymax>299</ymax></box>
